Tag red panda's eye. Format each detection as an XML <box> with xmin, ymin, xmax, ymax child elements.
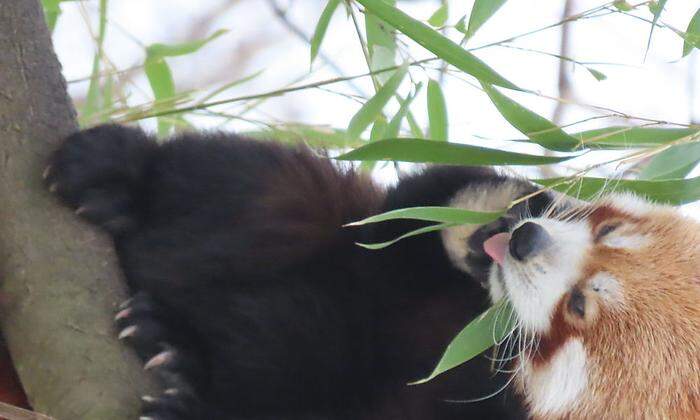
<box><xmin>568</xmin><ymin>288</ymin><xmax>586</xmax><ymax>318</ymax></box>
<box><xmin>595</xmin><ymin>223</ymin><xmax>620</xmax><ymax>241</ymax></box>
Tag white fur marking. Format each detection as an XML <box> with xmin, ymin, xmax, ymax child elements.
<box><xmin>589</xmin><ymin>271</ymin><xmax>624</xmax><ymax>306</ymax></box>
<box><xmin>604</xmin><ymin>192</ymin><xmax>655</xmax><ymax>217</ymax></box>
<box><xmin>525</xmin><ymin>338</ymin><xmax>588</xmax><ymax>416</ymax></box>
<box><xmin>601</xmin><ymin>232</ymin><xmax>649</xmax><ymax>249</ymax></box>
<box><xmin>496</xmin><ymin>217</ymin><xmax>591</xmax><ymax>333</ymax></box>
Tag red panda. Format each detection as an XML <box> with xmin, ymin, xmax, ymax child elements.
<box><xmin>482</xmin><ymin>193</ymin><xmax>700</xmax><ymax>419</ymax></box>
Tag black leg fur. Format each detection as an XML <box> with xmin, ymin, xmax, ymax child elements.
<box><xmin>44</xmin><ymin>124</ymin><xmax>157</xmax><ymax>234</ymax></box>
<box><xmin>47</xmin><ymin>124</ymin><xmax>552</xmax><ymax>420</ymax></box>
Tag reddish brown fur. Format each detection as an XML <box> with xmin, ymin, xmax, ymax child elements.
<box><xmin>529</xmin><ymin>200</ymin><xmax>700</xmax><ymax>419</ymax></box>
<box><xmin>530</xmin><ymin>300</ymin><xmax>578</xmax><ymax>368</ymax></box>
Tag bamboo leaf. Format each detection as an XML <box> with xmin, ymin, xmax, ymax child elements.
<box><xmin>366</xmin><ymin>0</ymin><xmax>397</xmax><ymax>84</ymax></box>
<box><xmin>407</xmin><ymin>113</ymin><xmax>425</xmax><ymax>138</ymax></box>
<box><xmin>144</xmin><ymin>57</ymin><xmax>176</xmax><ymax>136</ymax></box>
<box><xmin>347</xmin><ymin>206</ymin><xmax>503</xmax><ymax>226</ymax></box>
<box><xmin>571</xmin><ymin>126</ymin><xmax>700</xmax><ymax>149</ymax></box>
<box><xmin>347</xmin><ymin>63</ymin><xmax>408</xmax><ymax>139</ymax></box>
<box><xmin>361</xmin><ymin>117</ymin><xmax>389</xmax><ymax>172</ymax></box>
<box><xmin>41</xmin><ymin>0</ymin><xmax>62</xmax><ymax>32</ymax></box>
<box><xmin>336</xmin><ymin>138</ymin><xmax>576</xmax><ymax>165</ymax></box>
<box><xmin>244</xmin><ymin>124</ymin><xmax>364</xmax><ymax>149</ymax></box>
<box><xmin>355</xmin><ymin>0</ymin><xmax>519</xmax><ymax>90</ymax></box>
<box><xmin>357</xmin><ymin>223</ymin><xmax>456</xmax><ymax>250</ymax></box>
<box><xmin>146</xmin><ymin>29</ymin><xmax>228</xmax><ymax>58</ymax></box>
<box><xmin>683</xmin><ymin>8</ymin><xmax>700</xmax><ymax>57</ymax></box>
<box><xmin>386</xmin><ymin>83</ymin><xmax>422</xmax><ymax>139</ymax></box>
<box><xmin>310</xmin><ymin>0</ymin><xmax>341</xmax><ymax>66</ymax></box>
<box><xmin>455</xmin><ymin>15</ymin><xmax>467</xmax><ymax>34</ymax></box>
<box><xmin>644</xmin><ymin>0</ymin><xmax>667</xmax><ymax>60</ymax></box>
<box><xmin>481</xmin><ymin>83</ymin><xmax>580</xmax><ymax>151</ymax></box>
<box><xmin>428</xmin><ymin>3</ymin><xmax>449</xmax><ymax>27</ymax></box>
<box><xmin>412</xmin><ymin>299</ymin><xmax>516</xmax><ymax>384</ymax></box>
<box><xmin>586</xmin><ymin>68</ymin><xmax>607</xmax><ymax>81</ymax></box>
<box><xmin>613</xmin><ymin>0</ymin><xmax>633</xmax><ymax>11</ymax></box>
<box><xmin>465</xmin><ymin>0</ymin><xmax>508</xmax><ymax>39</ymax></box>
<box><xmin>638</xmin><ymin>142</ymin><xmax>700</xmax><ymax>180</ymax></box>
<box><xmin>536</xmin><ymin>176</ymin><xmax>700</xmax><ymax>205</ymax></box>
<box><xmin>427</xmin><ymin>79</ymin><xmax>448</xmax><ymax>141</ymax></box>
<box><xmin>100</xmin><ymin>74</ymin><xmax>114</xmax><ymax>123</ymax></box>
<box><xmin>143</xmin><ymin>30</ymin><xmax>227</xmax><ymax>136</ymax></box>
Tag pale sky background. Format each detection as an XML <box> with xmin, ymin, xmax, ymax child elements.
<box><xmin>49</xmin><ymin>0</ymin><xmax>700</xmax><ymax>209</ymax></box>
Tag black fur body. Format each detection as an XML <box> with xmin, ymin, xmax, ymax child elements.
<box><xmin>46</xmin><ymin>125</ymin><xmax>550</xmax><ymax>419</ymax></box>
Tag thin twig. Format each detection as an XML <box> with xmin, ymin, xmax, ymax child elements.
<box><xmin>265</xmin><ymin>0</ymin><xmax>366</xmax><ymax>97</ymax></box>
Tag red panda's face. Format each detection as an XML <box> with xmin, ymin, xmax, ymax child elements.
<box><xmin>486</xmin><ymin>193</ymin><xmax>700</xmax><ymax>419</ymax></box>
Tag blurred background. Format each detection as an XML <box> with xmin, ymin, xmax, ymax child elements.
<box><xmin>48</xmin><ymin>0</ymin><xmax>700</xmax><ymax>205</ymax></box>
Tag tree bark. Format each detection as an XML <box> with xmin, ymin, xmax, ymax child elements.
<box><xmin>0</xmin><ymin>1</ymin><xmax>155</xmax><ymax>419</ymax></box>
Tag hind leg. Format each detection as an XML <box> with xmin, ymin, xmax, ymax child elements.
<box><xmin>115</xmin><ymin>292</ymin><xmax>207</xmax><ymax>419</ymax></box>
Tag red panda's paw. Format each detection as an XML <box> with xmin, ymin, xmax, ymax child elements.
<box><xmin>45</xmin><ymin>124</ymin><xmax>157</xmax><ymax>235</ymax></box>
<box><xmin>115</xmin><ymin>292</ymin><xmax>205</xmax><ymax>420</ymax></box>
<box><xmin>115</xmin><ymin>292</ymin><xmax>173</xmax><ymax>358</ymax></box>
<box><xmin>140</xmin><ymin>387</ymin><xmax>201</xmax><ymax>420</ymax></box>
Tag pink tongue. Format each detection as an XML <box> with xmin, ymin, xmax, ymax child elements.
<box><xmin>483</xmin><ymin>232</ymin><xmax>510</xmax><ymax>265</ymax></box>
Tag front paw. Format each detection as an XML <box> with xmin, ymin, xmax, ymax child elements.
<box><xmin>140</xmin><ymin>388</ymin><xmax>201</xmax><ymax>420</ymax></box>
<box><xmin>45</xmin><ymin>124</ymin><xmax>155</xmax><ymax>233</ymax></box>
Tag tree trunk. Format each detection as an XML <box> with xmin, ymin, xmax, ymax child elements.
<box><xmin>0</xmin><ymin>1</ymin><xmax>155</xmax><ymax>418</ymax></box>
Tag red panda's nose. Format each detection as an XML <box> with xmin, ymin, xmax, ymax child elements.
<box><xmin>509</xmin><ymin>222</ymin><xmax>552</xmax><ymax>261</ymax></box>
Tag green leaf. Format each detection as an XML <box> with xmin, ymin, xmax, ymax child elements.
<box><xmin>465</xmin><ymin>0</ymin><xmax>508</xmax><ymax>39</ymax></box>
<box><xmin>428</xmin><ymin>3</ymin><xmax>449</xmax><ymax>27</ymax></box>
<box><xmin>386</xmin><ymin>83</ymin><xmax>423</xmax><ymax>139</ymax></box>
<box><xmin>366</xmin><ymin>0</ymin><xmax>397</xmax><ymax>85</ymax></box>
<box><xmin>571</xmin><ymin>127</ymin><xmax>700</xmax><ymax>149</ymax></box>
<box><xmin>613</xmin><ymin>0</ymin><xmax>633</xmax><ymax>11</ymax></box>
<box><xmin>361</xmin><ymin>117</ymin><xmax>389</xmax><ymax>172</ymax></box>
<box><xmin>146</xmin><ymin>29</ymin><xmax>228</xmax><ymax>58</ymax></box>
<box><xmin>144</xmin><ymin>57</ymin><xmax>176</xmax><ymax>137</ymax></box>
<box><xmin>455</xmin><ymin>15</ymin><xmax>467</xmax><ymax>34</ymax></box>
<box><xmin>683</xmin><ymin>8</ymin><xmax>700</xmax><ymax>57</ymax></box>
<box><xmin>407</xmin><ymin>112</ymin><xmax>425</xmax><ymax>138</ymax></box>
<box><xmin>645</xmin><ymin>0</ymin><xmax>667</xmax><ymax>59</ymax></box>
<box><xmin>357</xmin><ymin>222</ymin><xmax>456</xmax><ymax>250</ymax></box>
<box><xmin>481</xmin><ymin>83</ymin><xmax>580</xmax><ymax>151</ymax></box>
<box><xmin>244</xmin><ymin>124</ymin><xmax>364</xmax><ymax>149</ymax></box>
<box><xmin>100</xmin><ymin>74</ymin><xmax>114</xmax><ymax>123</ymax></box>
<box><xmin>41</xmin><ymin>0</ymin><xmax>62</xmax><ymax>32</ymax></box>
<box><xmin>638</xmin><ymin>142</ymin><xmax>700</xmax><ymax>180</ymax></box>
<box><xmin>310</xmin><ymin>0</ymin><xmax>341</xmax><ymax>66</ymax></box>
<box><xmin>347</xmin><ymin>63</ymin><xmax>408</xmax><ymax>139</ymax></box>
<box><xmin>355</xmin><ymin>0</ymin><xmax>519</xmax><ymax>90</ymax></box>
<box><xmin>586</xmin><ymin>68</ymin><xmax>607</xmax><ymax>81</ymax></box>
<box><xmin>427</xmin><ymin>80</ymin><xmax>448</xmax><ymax>141</ymax></box>
<box><xmin>536</xmin><ymin>176</ymin><xmax>700</xmax><ymax>205</ymax></box>
<box><xmin>143</xmin><ymin>30</ymin><xmax>227</xmax><ymax>136</ymax></box>
<box><xmin>412</xmin><ymin>299</ymin><xmax>516</xmax><ymax>384</ymax></box>
<box><xmin>370</xmin><ymin>116</ymin><xmax>389</xmax><ymax>141</ymax></box>
<box><xmin>347</xmin><ymin>206</ymin><xmax>503</xmax><ymax>226</ymax></box>
<box><xmin>336</xmin><ymin>138</ymin><xmax>576</xmax><ymax>165</ymax></box>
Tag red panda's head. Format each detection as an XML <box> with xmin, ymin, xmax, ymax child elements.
<box><xmin>485</xmin><ymin>193</ymin><xmax>700</xmax><ymax>419</ymax></box>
